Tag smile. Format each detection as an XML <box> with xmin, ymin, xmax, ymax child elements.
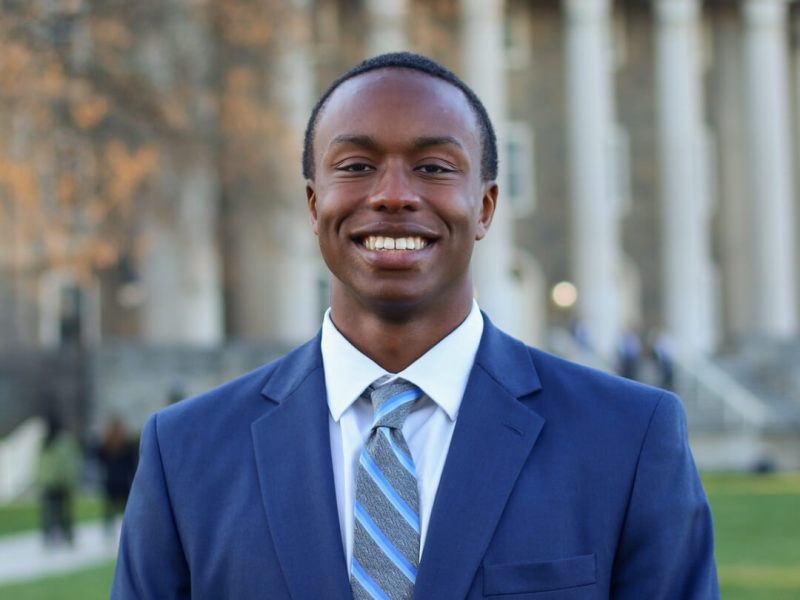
<box><xmin>362</xmin><ymin>235</ymin><xmax>429</xmax><ymax>251</ymax></box>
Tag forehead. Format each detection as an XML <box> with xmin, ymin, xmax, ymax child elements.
<box><xmin>314</xmin><ymin>68</ymin><xmax>481</xmax><ymax>153</ymax></box>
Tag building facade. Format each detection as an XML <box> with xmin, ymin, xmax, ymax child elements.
<box><xmin>2</xmin><ymin>0</ymin><xmax>799</xmax><ymax>362</ymax></box>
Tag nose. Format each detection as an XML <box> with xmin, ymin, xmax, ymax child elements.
<box><xmin>368</xmin><ymin>161</ymin><xmax>421</xmax><ymax>212</ymax></box>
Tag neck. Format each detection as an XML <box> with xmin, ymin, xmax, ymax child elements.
<box><xmin>329</xmin><ymin>289</ymin><xmax>474</xmax><ymax>373</ymax></box>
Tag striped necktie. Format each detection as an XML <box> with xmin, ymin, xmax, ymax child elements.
<box><xmin>351</xmin><ymin>378</ymin><xmax>423</xmax><ymax>600</ymax></box>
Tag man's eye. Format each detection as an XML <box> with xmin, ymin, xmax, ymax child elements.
<box><xmin>337</xmin><ymin>163</ymin><xmax>374</xmax><ymax>172</ymax></box>
<box><xmin>417</xmin><ymin>164</ymin><xmax>454</xmax><ymax>175</ymax></box>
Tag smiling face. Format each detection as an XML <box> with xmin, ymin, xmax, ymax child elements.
<box><xmin>307</xmin><ymin>68</ymin><xmax>497</xmax><ymax>321</ymax></box>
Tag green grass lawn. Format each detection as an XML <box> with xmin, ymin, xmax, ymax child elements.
<box><xmin>702</xmin><ymin>472</ymin><xmax>800</xmax><ymax>600</ymax></box>
<box><xmin>0</xmin><ymin>473</ymin><xmax>797</xmax><ymax>598</ymax></box>
<box><xmin>0</xmin><ymin>494</ymin><xmax>103</xmax><ymax>537</ymax></box>
<box><xmin>0</xmin><ymin>561</ymin><xmax>116</xmax><ymax>600</ymax></box>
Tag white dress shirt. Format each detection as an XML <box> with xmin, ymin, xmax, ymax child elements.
<box><xmin>321</xmin><ymin>301</ymin><xmax>484</xmax><ymax>570</ymax></box>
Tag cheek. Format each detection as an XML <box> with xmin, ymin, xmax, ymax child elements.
<box><xmin>312</xmin><ymin>204</ymin><xmax>337</xmax><ymax>238</ymax></box>
<box><xmin>314</xmin><ymin>192</ymin><xmax>353</xmax><ymax>229</ymax></box>
<box><xmin>450</xmin><ymin>201</ymin><xmax>484</xmax><ymax>238</ymax></box>
<box><xmin>316</xmin><ymin>236</ymin><xmax>341</xmax><ymax>277</ymax></box>
<box><xmin>316</xmin><ymin>219</ymin><xmax>351</xmax><ymax>262</ymax></box>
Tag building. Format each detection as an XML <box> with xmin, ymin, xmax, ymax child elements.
<box><xmin>1</xmin><ymin>0</ymin><xmax>799</xmax><ymax>465</ymax></box>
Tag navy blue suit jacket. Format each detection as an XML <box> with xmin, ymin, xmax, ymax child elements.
<box><xmin>112</xmin><ymin>316</ymin><xmax>718</xmax><ymax>598</ymax></box>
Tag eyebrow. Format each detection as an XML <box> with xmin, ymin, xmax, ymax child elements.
<box><xmin>328</xmin><ymin>134</ymin><xmax>379</xmax><ymax>150</ymax></box>
<box><xmin>411</xmin><ymin>136</ymin><xmax>465</xmax><ymax>151</ymax></box>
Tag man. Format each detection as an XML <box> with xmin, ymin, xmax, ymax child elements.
<box><xmin>112</xmin><ymin>52</ymin><xmax>718</xmax><ymax>599</ymax></box>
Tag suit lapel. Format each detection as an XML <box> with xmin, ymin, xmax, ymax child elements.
<box><xmin>251</xmin><ymin>337</ymin><xmax>351</xmax><ymax>600</ymax></box>
<box><xmin>414</xmin><ymin>318</ymin><xmax>545</xmax><ymax>599</ymax></box>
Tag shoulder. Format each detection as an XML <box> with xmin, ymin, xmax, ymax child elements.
<box><xmin>479</xmin><ymin>321</ymin><xmax>678</xmax><ymax>451</ymax></box>
<box><xmin>531</xmin><ymin>345</ymin><xmax>668</xmax><ymax>405</ymax></box>
<box><xmin>532</xmin><ymin>343</ymin><xmax>677</xmax><ymax>428</ymax></box>
<box><xmin>148</xmin><ymin>335</ymin><xmax>322</xmax><ymax>444</ymax></box>
<box><xmin>480</xmin><ymin>319</ymin><xmax>670</xmax><ymax>420</ymax></box>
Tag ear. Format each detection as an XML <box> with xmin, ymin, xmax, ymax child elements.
<box><xmin>306</xmin><ymin>181</ymin><xmax>319</xmax><ymax>235</ymax></box>
<box><xmin>475</xmin><ymin>181</ymin><xmax>498</xmax><ymax>241</ymax></box>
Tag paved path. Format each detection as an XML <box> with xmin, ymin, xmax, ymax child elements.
<box><xmin>0</xmin><ymin>521</ymin><xmax>118</xmax><ymax>586</ymax></box>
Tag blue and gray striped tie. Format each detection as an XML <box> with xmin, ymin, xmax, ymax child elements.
<box><xmin>350</xmin><ymin>378</ymin><xmax>423</xmax><ymax>600</ymax></box>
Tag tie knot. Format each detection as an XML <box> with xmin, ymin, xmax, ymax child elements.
<box><xmin>368</xmin><ymin>378</ymin><xmax>422</xmax><ymax>430</ymax></box>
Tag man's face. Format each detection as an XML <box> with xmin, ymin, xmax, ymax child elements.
<box><xmin>307</xmin><ymin>68</ymin><xmax>497</xmax><ymax>316</ymax></box>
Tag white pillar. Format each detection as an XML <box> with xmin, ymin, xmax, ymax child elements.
<box><xmin>742</xmin><ymin>0</ymin><xmax>797</xmax><ymax>336</ymax></box>
<box><xmin>224</xmin><ymin>0</ymin><xmax>320</xmax><ymax>344</ymax></box>
<box><xmin>714</xmin><ymin>8</ymin><xmax>752</xmax><ymax>341</ymax></box>
<box><xmin>461</xmin><ymin>0</ymin><xmax>526</xmax><ymax>339</ymax></box>
<box><xmin>366</xmin><ymin>0</ymin><xmax>408</xmax><ymax>55</ymax></box>
<box><xmin>792</xmin><ymin>7</ymin><xmax>800</xmax><ymax>324</ymax></box>
<box><xmin>141</xmin><ymin>155</ymin><xmax>223</xmax><ymax>345</ymax></box>
<box><xmin>175</xmin><ymin>162</ymin><xmax>224</xmax><ymax>344</ymax></box>
<box><xmin>271</xmin><ymin>0</ymin><xmax>322</xmax><ymax>343</ymax></box>
<box><xmin>654</xmin><ymin>0</ymin><xmax>717</xmax><ymax>352</ymax></box>
<box><xmin>564</xmin><ymin>0</ymin><xmax>623</xmax><ymax>360</ymax></box>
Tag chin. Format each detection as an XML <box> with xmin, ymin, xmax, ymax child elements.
<box><xmin>361</xmin><ymin>292</ymin><xmax>432</xmax><ymax>322</ymax></box>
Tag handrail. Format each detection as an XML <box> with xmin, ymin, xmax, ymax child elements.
<box><xmin>674</xmin><ymin>349</ymin><xmax>773</xmax><ymax>429</ymax></box>
<box><xmin>548</xmin><ymin>327</ymin><xmax>776</xmax><ymax>431</ymax></box>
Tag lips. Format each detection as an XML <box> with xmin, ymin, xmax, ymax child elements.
<box><xmin>350</xmin><ymin>228</ymin><xmax>437</xmax><ymax>270</ymax></box>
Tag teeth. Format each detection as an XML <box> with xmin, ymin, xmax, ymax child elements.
<box><xmin>362</xmin><ymin>236</ymin><xmax>428</xmax><ymax>251</ymax></box>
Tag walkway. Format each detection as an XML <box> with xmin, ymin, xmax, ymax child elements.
<box><xmin>0</xmin><ymin>520</ymin><xmax>117</xmax><ymax>586</ymax></box>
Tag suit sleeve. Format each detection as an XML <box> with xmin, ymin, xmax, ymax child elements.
<box><xmin>111</xmin><ymin>413</ymin><xmax>191</xmax><ymax>599</ymax></box>
<box><xmin>610</xmin><ymin>392</ymin><xmax>720</xmax><ymax>599</ymax></box>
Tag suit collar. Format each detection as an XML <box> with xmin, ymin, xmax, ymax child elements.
<box><xmin>253</xmin><ymin>336</ymin><xmax>352</xmax><ymax>600</ymax></box>
<box><xmin>414</xmin><ymin>315</ymin><xmax>545</xmax><ymax>599</ymax></box>
<box><xmin>257</xmin><ymin>313</ymin><xmax>542</xmax><ymax>402</ymax></box>
<box><xmin>473</xmin><ymin>311</ymin><xmax>542</xmax><ymax>398</ymax></box>
<box><xmin>259</xmin><ymin>333</ymin><xmax>323</xmax><ymax>402</ymax></box>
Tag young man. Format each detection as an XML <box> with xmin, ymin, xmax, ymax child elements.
<box><xmin>112</xmin><ymin>53</ymin><xmax>718</xmax><ymax>599</ymax></box>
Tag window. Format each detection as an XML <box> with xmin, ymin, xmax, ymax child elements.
<box><xmin>504</xmin><ymin>10</ymin><xmax>531</xmax><ymax>70</ymax></box>
<box><xmin>38</xmin><ymin>271</ymin><xmax>99</xmax><ymax>347</ymax></box>
<box><xmin>504</xmin><ymin>121</ymin><xmax>536</xmax><ymax>217</ymax></box>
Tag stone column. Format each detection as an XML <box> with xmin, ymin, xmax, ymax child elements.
<box><xmin>792</xmin><ymin>6</ymin><xmax>800</xmax><ymax>325</ymax></box>
<box><xmin>139</xmin><ymin>4</ymin><xmax>223</xmax><ymax>345</ymax></box>
<box><xmin>654</xmin><ymin>0</ymin><xmax>717</xmax><ymax>352</ymax></box>
<box><xmin>142</xmin><ymin>156</ymin><xmax>223</xmax><ymax>345</ymax></box>
<box><xmin>712</xmin><ymin>5</ymin><xmax>752</xmax><ymax>342</ymax></box>
<box><xmin>220</xmin><ymin>0</ymin><xmax>321</xmax><ymax>344</ymax></box>
<box><xmin>461</xmin><ymin>0</ymin><xmax>526</xmax><ymax>339</ymax></box>
<box><xmin>141</xmin><ymin>155</ymin><xmax>224</xmax><ymax>345</ymax></box>
<box><xmin>742</xmin><ymin>0</ymin><xmax>797</xmax><ymax>336</ymax></box>
<box><xmin>273</xmin><ymin>0</ymin><xmax>318</xmax><ymax>342</ymax></box>
<box><xmin>366</xmin><ymin>0</ymin><xmax>408</xmax><ymax>55</ymax></box>
<box><xmin>564</xmin><ymin>0</ymin><xmax>623</xmax><ymax>360</ymax></box>
<box><xmin>266</xmin><ymin>0</ymin><xmax>321</xmax><ymax>343</ymax></box>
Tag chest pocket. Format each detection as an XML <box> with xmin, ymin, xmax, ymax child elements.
<box><xmin>483</xmin><ymin>553</ymin><xmax>596</xmax><ymax>596</ymax></box>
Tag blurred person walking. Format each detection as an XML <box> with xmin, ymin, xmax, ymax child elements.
<box><xmin>652</xmin><ymin>330</ymin><xmax>676</xmax><ymax>391</ymax></box>
<box><xmin>36</xmin><ymin>413</ymin><xmax>81</xmax><ymax>547</ymax></box>
<box><xmin>616</xmin><ymin>328</ymin><xmax>642</xmax><ymax>380</ymax></box>
<box><xmin>94</xmin><ymin>418</ymin><xmax>138</xmax><ymax>538</ymax></box>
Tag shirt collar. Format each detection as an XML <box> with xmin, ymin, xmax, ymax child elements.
<box><xmin>321</xmin><ymin>301</ymin><xmax>484</xmax><ymax>423</ymax></box>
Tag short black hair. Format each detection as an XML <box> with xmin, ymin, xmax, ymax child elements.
<box><xmin>302</xmin><ymin>52</ymin><xmax>498</xmax><ymax>182</ymax></box>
